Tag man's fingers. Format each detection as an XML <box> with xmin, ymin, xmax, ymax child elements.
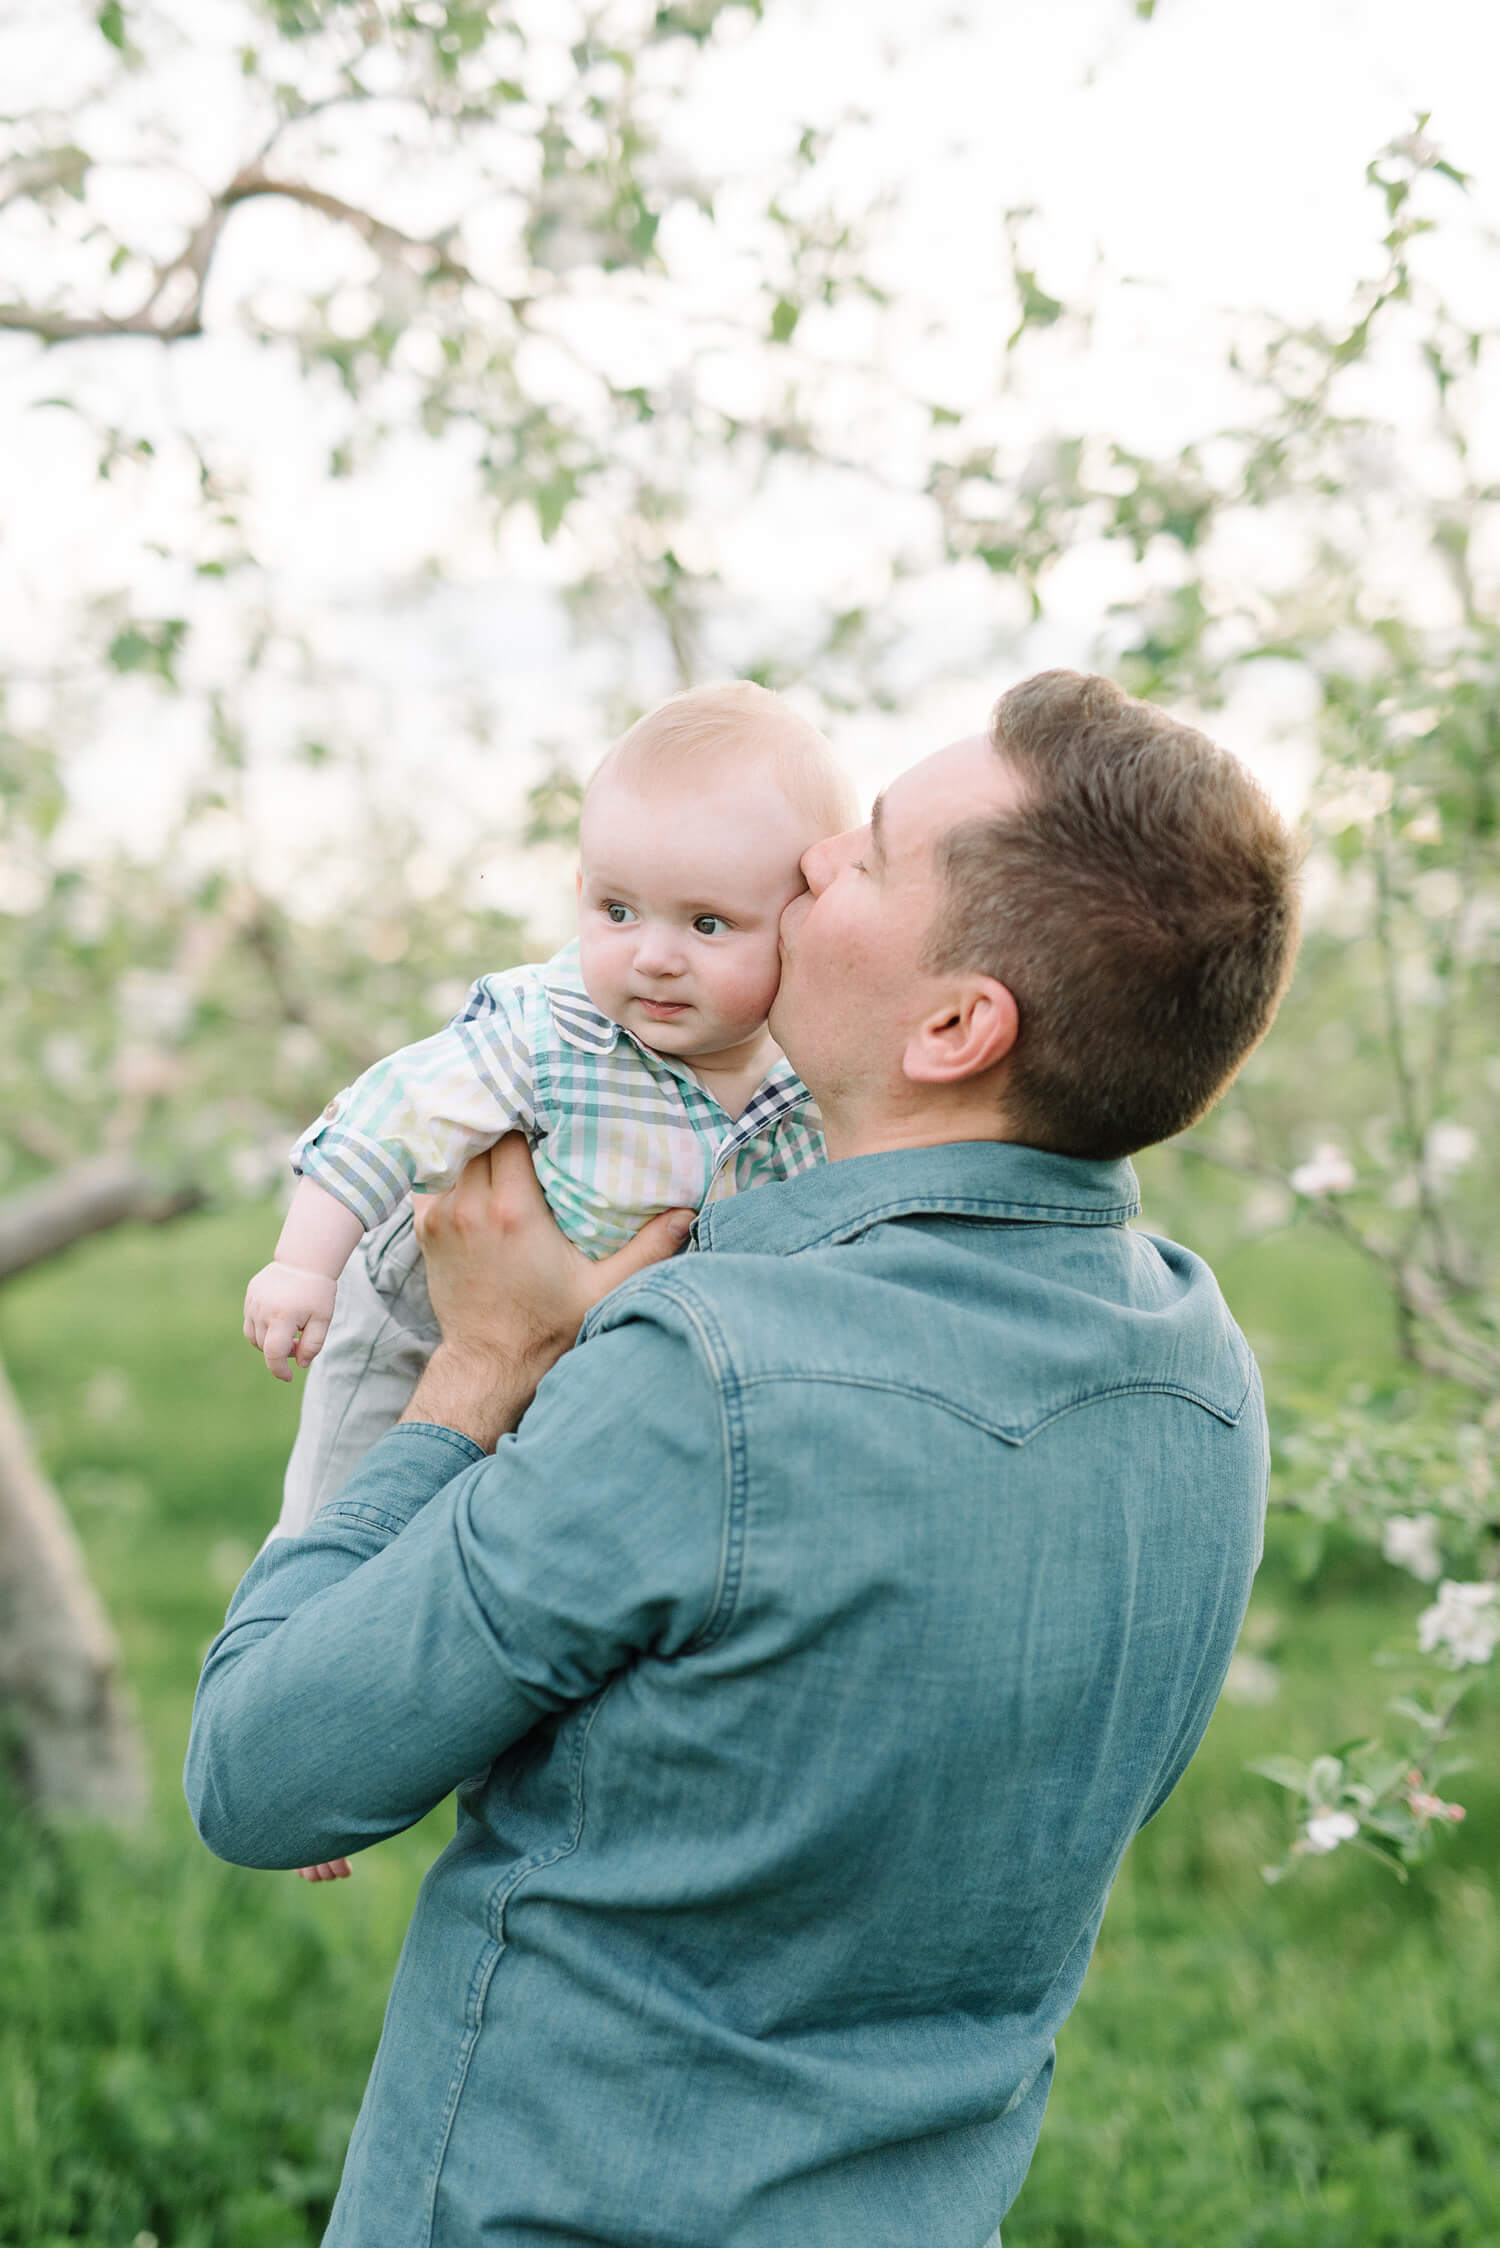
<box><xmin>590</xmin><ymin>1206</ymin><xmax>695</xmax><ymax>1299</ymax></box>
<box><xmin>413</xmin><ymin>1136</ymin><xmax>551</xmax><ymax>1247</ymax></box>
<box><xmin>296</xmin><ymin>1858</ymin><xmax>353</xmax><ymax>1881</ymax></box>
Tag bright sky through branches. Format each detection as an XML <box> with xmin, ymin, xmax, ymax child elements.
<box><xmin>1</xmin><ymin>0</ymin><xmax>1495</xmax><ymax>938</ymax></box>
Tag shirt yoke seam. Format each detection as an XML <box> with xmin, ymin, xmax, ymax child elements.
<box><xmin>728</xmin><ymin>1363</ymin><xmax>1255</xmax><ymax>1437</ymax></box>
<box><xmin>702</xmin><ymin>1195</ymin><xmax>1141</xmax><ymax>1252</ymax></box>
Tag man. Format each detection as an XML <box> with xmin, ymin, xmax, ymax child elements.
<box><xmin>186</xmin><ymin>669</ymin><xmax>1302</xmax><ymax>2248</ymax></box>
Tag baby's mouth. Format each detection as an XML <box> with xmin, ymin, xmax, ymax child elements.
<box><xmin>637</xmin><ymin>996</ymin><xmax>689</xmax><ymax>1017</ymax></box>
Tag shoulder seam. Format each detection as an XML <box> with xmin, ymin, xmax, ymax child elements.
<box><xmin>588</xmin><ymin>1270</ymin><xmax>747</xmax><ymax>1651</ymax></box>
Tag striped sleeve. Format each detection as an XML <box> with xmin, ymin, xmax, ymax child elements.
<box><xmin>291</xmin><ymin>972</ymin><xmax>542</xmax><ymax>1231</ymax></box>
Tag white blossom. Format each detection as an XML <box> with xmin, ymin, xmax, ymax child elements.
<box><xmin>41</xmin><ymin>1031</ymin><xmax>90</xmax><ymax>1091</ymax></box>
<box><xmin>1290</xmin><ymin>1142</ymin><xmax>1356</xmax><ymax>1197</ymax></box>
<box><xmin>1424</xmin><ymin>1121</ymin><xmax>1476</xmax><ymax>1181</ymax></box>
<box><xmin>116</xmin><ymin>968</ymin><xmax>192</xmax><ymax>1042</ymax></box>
<box><xmin>1417</xmin><ymin>1580</ymin><xmax>1500</xmax><ymax>1669</ymax></box>
<box><xmin>1381</xmin><ymin>1512</ymin><xmax>1443</xmax><ymax>1584</ymax></box>
<box><xmin>1240</xmin><ymin>1183</ymin><xmax>1294</xmax><ymax>1237</ymax></box>
<box><xmin>1222</xmin><ymin>1653</ymin><xmax>1280</xmax><ymax>1706</ymax></box>
<box><xmin>1304</xmin><ymin>1810</ymin><xmax>1359</xmax><ymax>1853</ymax></box>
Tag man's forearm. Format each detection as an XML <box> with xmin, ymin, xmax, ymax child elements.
<box><xmin>400</xmin><ymin>1341</ymin><xmax>544</xmax><ymax>1453</ymax></box>
<box><xmin>185</xmin><ymin>1423</ymin><xmax>491</xmax><ymax>1869</ymax></box>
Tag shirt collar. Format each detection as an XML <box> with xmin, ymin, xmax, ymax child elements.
<box><xmin>542</xmin><ymin>942</ymin><xmax>621</xmax><ymax>1055</ymax></box>
<box><xmin>541</xmin><ymin>945</ymin><xmax>814</xmax><ymax>1119</ymax></box>
<box><xmin>692</xmin><ymin>1140</ymin><xmax>1141</xmax><ymax>1256</ymax></box>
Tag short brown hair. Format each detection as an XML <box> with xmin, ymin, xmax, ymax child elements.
<box><xmin>924</xmin><ymin>669</ymin><xmax>1303</xmax><ymax>1158</ymax></box>
<box><xmin>586</xmin><ymin>681</ymin><xmax>857</xmax><ymax>837</ymax></box>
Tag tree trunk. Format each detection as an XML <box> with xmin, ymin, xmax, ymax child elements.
<box><xmin>0</xmin><ymin>1347</ymin><xmax>148</xmax><ymax>1818</ymax></box>
<box><xmin>0</xmin><ymin>1159</ymin><xmax>182</xmax><ymax>1819</ymax></box>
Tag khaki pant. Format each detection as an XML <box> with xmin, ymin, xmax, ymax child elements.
<box><xmin>268</xmin><ymin>1202</ymin><xmax>441</xmax><ymax>1540</ymax></box>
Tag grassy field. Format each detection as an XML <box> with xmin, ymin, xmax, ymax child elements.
<box><xmin>1</xmin><ymin>1196</ymin><xmax>1496</xmax><ymax>2247</ymax></box>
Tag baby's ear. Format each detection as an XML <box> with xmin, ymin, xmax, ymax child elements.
<box><xmin>575</xmin><ymin>867</ymin><xmax>583</xmax><ymax>899</ymax></box>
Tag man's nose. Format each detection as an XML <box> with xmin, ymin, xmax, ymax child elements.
<box><xmin>801</xmin><ymin>828</ymin><xmax>854</xmax><ymax>895</ymax></box>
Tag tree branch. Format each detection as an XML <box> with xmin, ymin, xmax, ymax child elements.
<box><xmin>0</xmin><ymin>163</ymin><xmax>476</xmax><ymax>346</ymax></box>
<box><xmin>219</xmin><ymin>166</ymin><xmax>476</xmax><ymax>286</ymax></box>
<box><xmin>0</xmin><ymin>1160</ymin><xmax>203</xmax><ymax>1287</ymax></box>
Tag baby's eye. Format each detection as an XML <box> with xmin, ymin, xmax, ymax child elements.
<box><xmin>604</xmin><ymin>902</ymin><xmax>636</xmax><ymax>925</ymax></box>
<box><xmin>692</xmin><ymin>914</ymin><xmax>729</xmax><ymax>937</ymax></box>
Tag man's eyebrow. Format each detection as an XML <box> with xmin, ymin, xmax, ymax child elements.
<box><xmin>869</xmin><ymin>792</ymin><xmax>887</xmax><ymax>868</ymax></box>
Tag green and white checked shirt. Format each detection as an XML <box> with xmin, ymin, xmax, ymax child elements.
<box><xmin>291</xmin><ymin>943</ymin><xmax>825</xmax><ymax>1258</ymax></box>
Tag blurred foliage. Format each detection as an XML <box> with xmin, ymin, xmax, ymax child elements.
<box><xmin>0</xmin><ymin>1203</ymin><xmax>1496</xmax><ymax>2244</ymax></box>
<box><xmin>0</xmin><ymin>8</ymin><xmax>1495</xmax><ymax>1870</ymax></box>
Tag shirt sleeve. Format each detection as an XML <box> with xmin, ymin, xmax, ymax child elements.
<box><xmin>183</xmin><ymin>1294</ymin><xmax>728</xmax><ymax>1871</ymax></box>
<box><xmin>290</xmin><ymin>973</ymin><xmax>543</xmax><ymax>1231</ymax></box>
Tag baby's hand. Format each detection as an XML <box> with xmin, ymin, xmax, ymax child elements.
<box><xmin>243</xmin><ymin>1261</ymin><xmax>337</xmax><ymax>1381</ymax></box>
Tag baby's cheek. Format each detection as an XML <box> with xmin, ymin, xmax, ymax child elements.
<box><xmin>714</xmin><ymin>942</ymin><xmax>783</xmax><ymax>1028</ymax></box>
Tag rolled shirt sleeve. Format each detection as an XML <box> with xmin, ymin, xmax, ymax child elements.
<box><xmin>291</xmin><ymin>973</ymin><xmax>543</xmax><ymax>1232</ymax></box>
<box><xmin>183</xmin><ymin>1292</ymin><xmax>727</xmax><ymax>1871</ymax></box>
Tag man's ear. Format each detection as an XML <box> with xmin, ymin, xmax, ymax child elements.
<box><xmin>901</xmin><ymin>976</ymin><xmax>1019</xmax><ymax>1087</ymax></box>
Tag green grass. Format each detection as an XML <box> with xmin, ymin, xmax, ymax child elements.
<box><xmin>1</xmin><ymin>1202</ymin><xmax>1497</xmax><ymax>2246</ymax></box>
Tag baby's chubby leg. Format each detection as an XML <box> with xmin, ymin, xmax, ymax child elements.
<box><xmin>269</xmin><ymin>1202</ymin><xmax>439</xmax><ymax>1542</ymax></box>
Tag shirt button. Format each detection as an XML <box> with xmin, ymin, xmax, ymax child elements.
<box><xmin>324</xmin><ymin>1100</ymin><xmax>340</xmax><ymax>1119</ymax></box>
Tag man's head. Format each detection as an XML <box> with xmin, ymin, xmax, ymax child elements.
<box><xmin>774</xmin><ymin>669</ymin><xmax>1302</xmax><ymax>1159</ymax></box>
<box><xmin>577</xmin><ymin>682</ymin><xmax>856</xmax><ymax>1070</ymax></box>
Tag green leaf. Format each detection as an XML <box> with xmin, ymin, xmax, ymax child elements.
<box><xmin>769</xmin><ymin>298</ymin><xmax>800</xmax><ymax>345</ymax></box>
<box><xmin>107</xmin><ymin>628</ymin><xmax>151</xmax><ymax>674</ymax></box>
<box><xmin>97</xmin><ymin>0</ymin><xmax>126</xmax><ymax>50</ymax></box>
<box><xmin>1006</xmin><ymin>267</ymin><xmax>1064</xmax><ymax>350</ymax></box>
<box><xmin>1308</xmin><ymin>1754</ymin><xmax>1345</xmax><ymax>1803</ymax></box>
<box><xmin>106</xmin><ymin>618</ymin><xmax>188</xmax><ymax>686</ymax></box>
<box><xmin>533</xmin><ymin>467</ymin><xmax>578</xmax><ymax>542</ymax></box>
<box><xmin>1246</xmin><ymin>1756</ymin><xmax>1310</xmax><ymax>1795</ymax></box>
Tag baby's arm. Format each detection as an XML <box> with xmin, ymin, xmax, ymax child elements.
<box><xmin>246</xmin><ymin>972</ymin><xmax>543</xmax><ymax>1384</ymax></box>
<box><xmin>244</xmin><ymin>1179</ymin><xmax>366</xmax><ymax>1382</ymax></box>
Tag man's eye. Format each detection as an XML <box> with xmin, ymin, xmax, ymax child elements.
<box><xmin>692</xmin><ymin>914</ymin><xmax>729</xmax><ymax>936</ymax></box>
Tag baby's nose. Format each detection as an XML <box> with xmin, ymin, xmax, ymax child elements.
<box><xmin>633</xmin><ymin>924</ymin><xmax>685</xmax><ymax>972</ymax></box>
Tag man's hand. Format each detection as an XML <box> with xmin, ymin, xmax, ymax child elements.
<box><xmin>244</xmin><ymin>1261</ymin><xmax>338</xmax><ymax>1381</ymax></box>
<box><xmin>401</xmin><ymin>1137</ymin><xmax>694</xmax><ymax>1450</ymax></box>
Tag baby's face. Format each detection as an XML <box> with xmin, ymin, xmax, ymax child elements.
<box><xmin>577</xmin><ymin>769</ymin><xmax>826</xmax><ymax>1066</ymax></box>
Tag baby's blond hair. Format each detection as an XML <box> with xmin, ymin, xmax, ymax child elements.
<box><xmin>585</xmin><ymin>681</ymin><xmax>857</xmax><ymax>838</ymax></box>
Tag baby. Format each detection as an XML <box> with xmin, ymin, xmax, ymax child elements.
<box><xmin>244</xmin><ymin>681</ymin><xmax>855</xmax><ymax>1396</ymax></box>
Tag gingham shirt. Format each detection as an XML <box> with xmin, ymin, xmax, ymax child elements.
<box><xmin>291</xmin><ymin>943</ymin><xmax>825</xmax><ymax>1259</ymax></box>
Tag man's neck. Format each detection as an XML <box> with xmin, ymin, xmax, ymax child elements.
<box><xmin>817</xmin><ymin>1096</ymin><xmax>1018</xmax><ymax>1165</ymax></box>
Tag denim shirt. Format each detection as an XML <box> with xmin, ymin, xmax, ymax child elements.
<box><xmin>186</xmin><ymin>1142</ymin><xmax>1267</xmax><ymax>2248</ymax></box>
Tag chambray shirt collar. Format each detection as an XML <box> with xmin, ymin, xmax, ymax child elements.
<box><xmin>692</xmin><ymin>1139</ymin><xmax>1141</xmax><ymax>1256</ymax></box>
